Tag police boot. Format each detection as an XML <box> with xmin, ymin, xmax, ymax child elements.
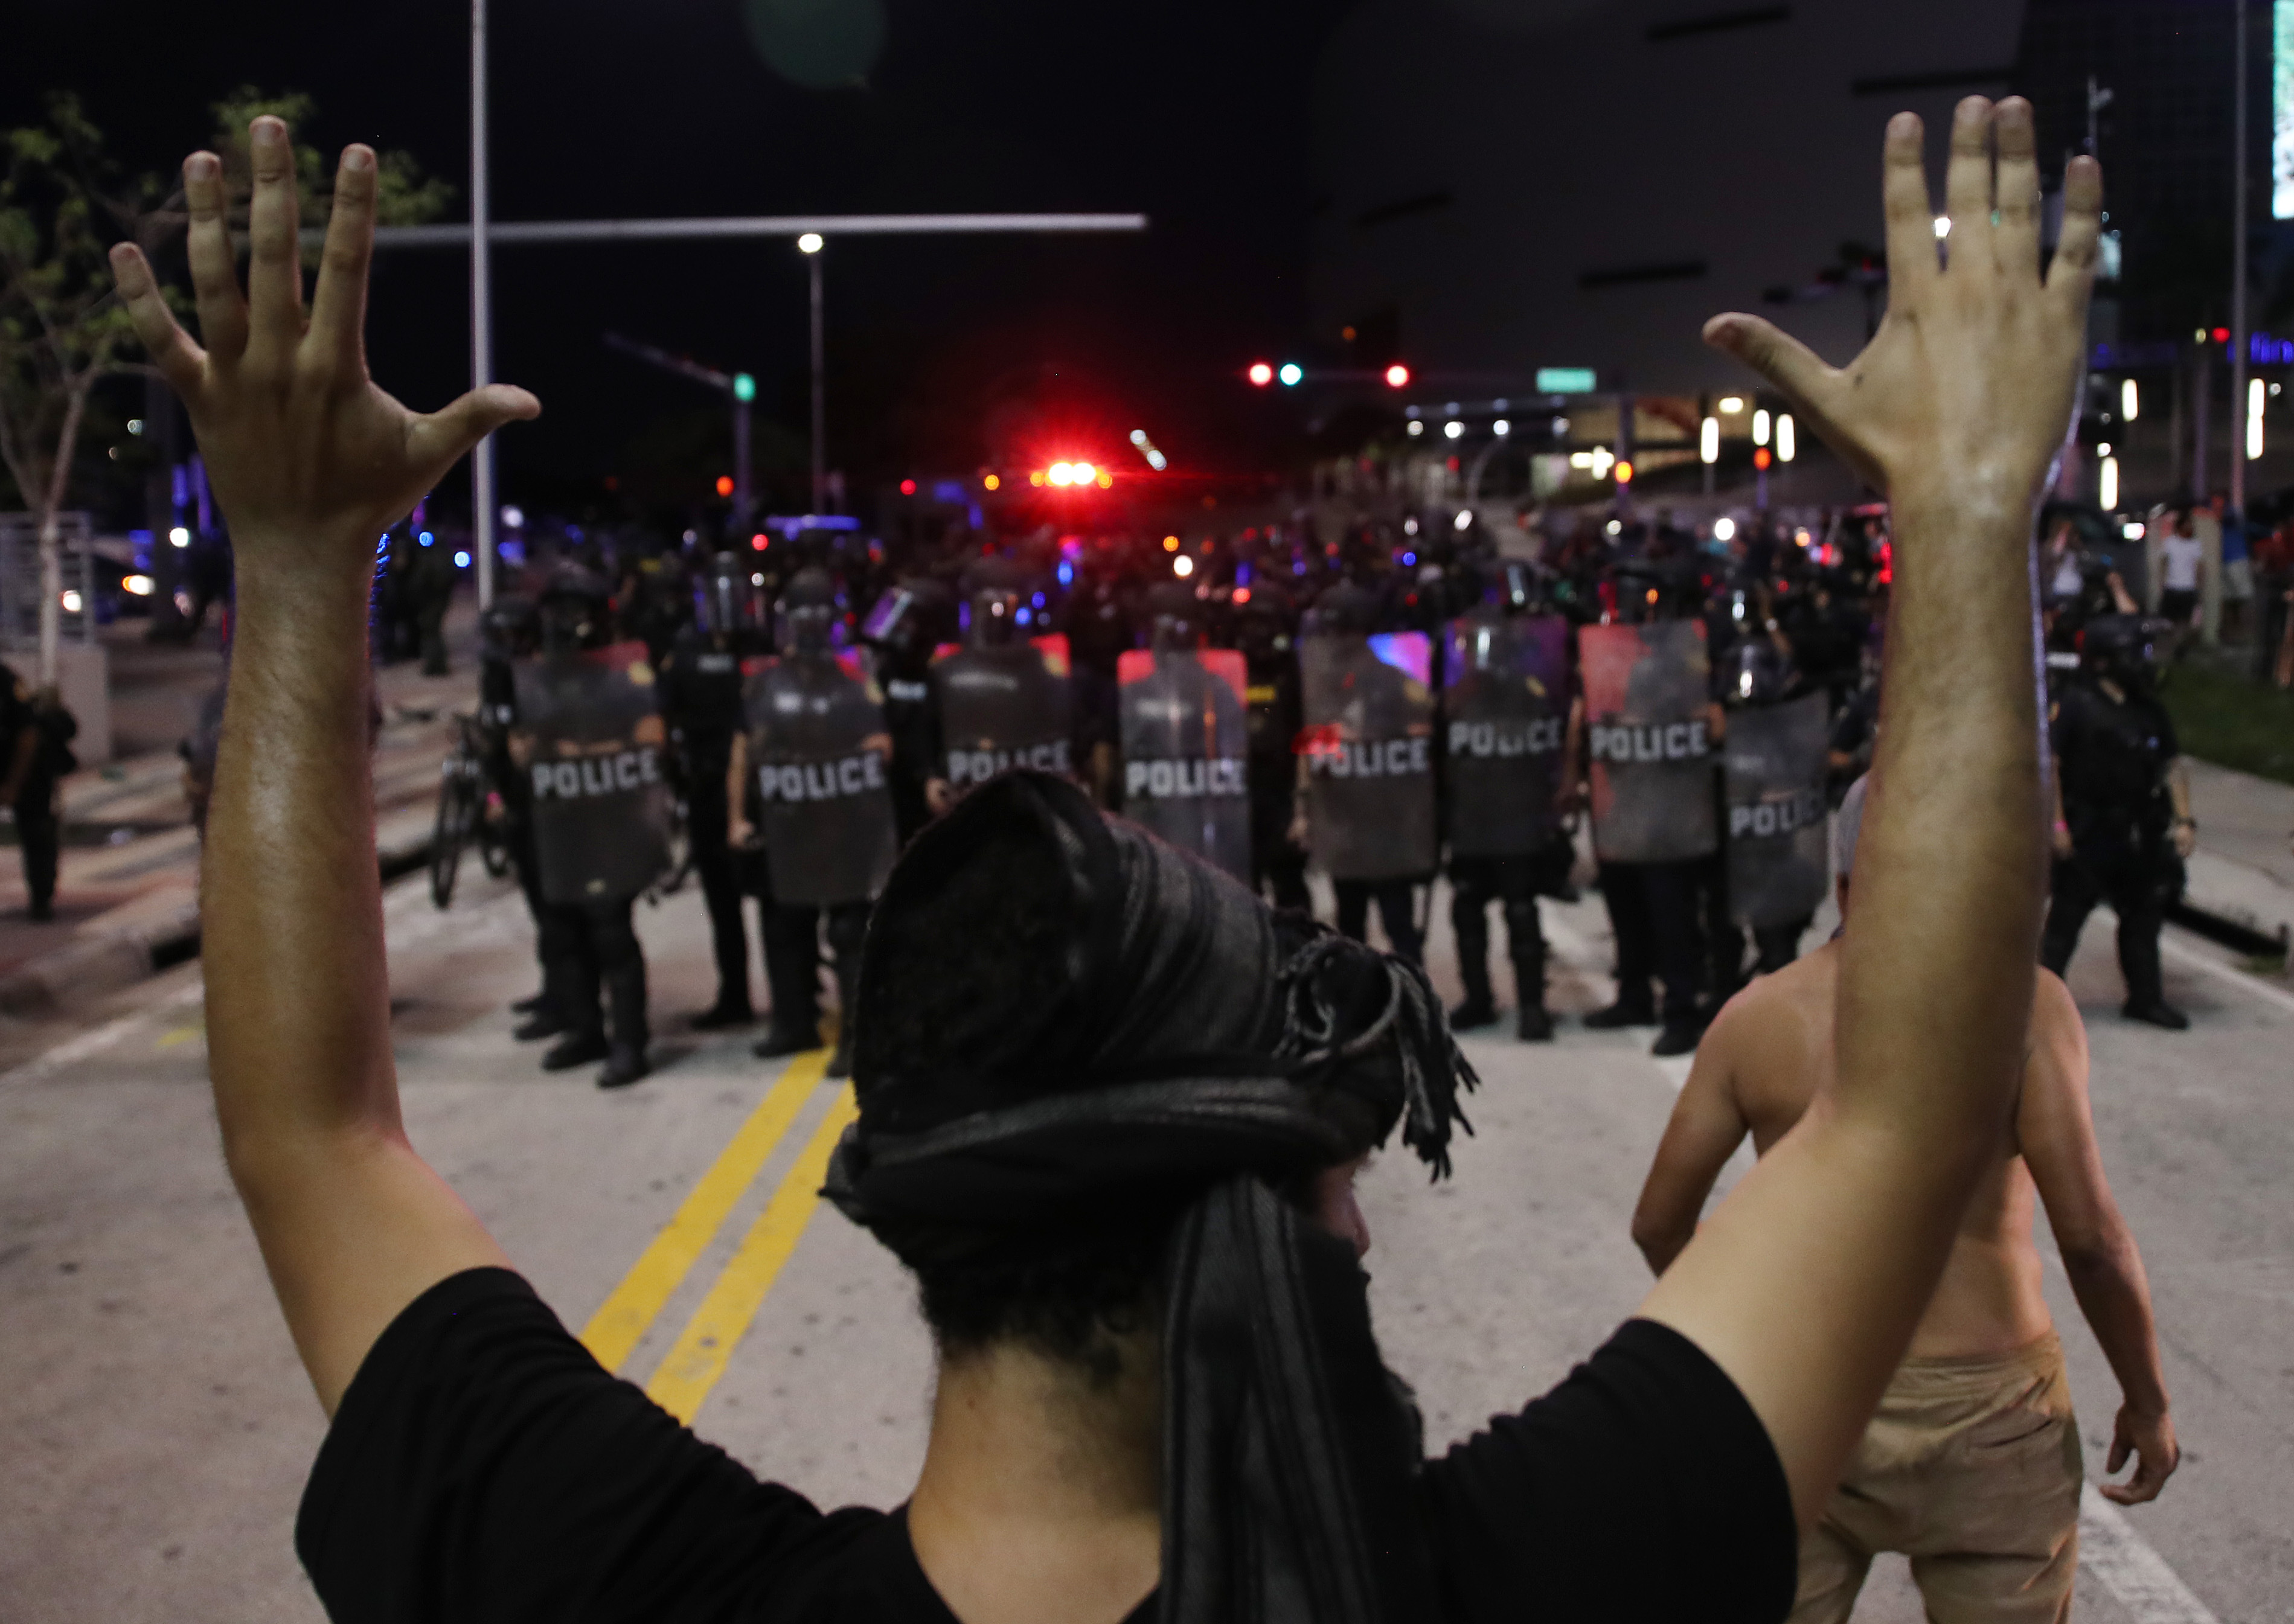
<box><xmin>600</xmin><ymin>959</ymin><xmax>650</xmax><ymax>1087</ymax></box>
<box><xmin>2123</xmin><ymin>999</ymin><xmax>2190</xmax><ymax>1031</ymax></box>
<box><xmin>1583</xmin><ymin>998</ymin><xmax>1655</xmax><ymax>1029</ymax></box>
<box><xmin>1505</xmin><ymin>901</ymin><xmax>1552</xmax><ymax>1042</ymax></box>
<box><xmin>542</xmin><ymin>1029</ymin><xmax>610</xmax><ymax>1070</ymax></box>
<box><xmin>1650</xmin><ymin>1018</ymin><xmax>1705</xmax><ymax>1058</ymax></box>
<box><xmin>1448</xmin><ymin>894</ymin><xmax>1499</xmax><ymax>1030</ymax></box>
<box><xmin>515</xmin><ymin>954</ymin><xmax>580</xmax><ymax>1041</ymax></box>
<box><xmin>753</xmin><ymin>1020</ymin><xmax>822</xmax><ymax>1059</ymax></box>
<box><xmin>689</xmin><ymin>996</ymin><xmax>755</xmax><ymax>1031</ymax></box>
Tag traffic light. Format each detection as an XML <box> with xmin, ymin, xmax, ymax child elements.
<box><xmin>1277</xmin><ymin>362</ymin><xmax>1304</xmax><ymax>386</ymax></box>
<box><xmin>732</xmin><ymin>372</ymin><xmax>756</xmax><ymax>403</ymax></box>
<box><xmin>1383</xmin><ymin>363</ymin><xmax>1411</xmax><ymax>389</ymax></box>
<box><xmin>716</xmin><ymin>475</ymin><xmax>735</xmax><ymax>497</ymax></box>
<box><xmin>1248</xmin><ymin>361</ymin><xmax>1274</xmax><ymax>386</ymax></box>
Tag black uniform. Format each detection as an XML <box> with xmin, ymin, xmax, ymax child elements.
<box><xmin>0</xmin><ymin>670</ymin><xmax>74</xmax><ymax>920</ymax></box>
<box><xmin>658</xmin><ymin>625</ymin><xmax>759</xmax><ymax>1026</ymax></box>
<box><xmin>1240</xmin><ymin>611</ymin><xmax>1310</xmax><ymax>912</ymax></box>
<box><xmin>2040</xmin><ymin>667</ymin><xmax>2185</xmax><ymax>1023</ymax></box>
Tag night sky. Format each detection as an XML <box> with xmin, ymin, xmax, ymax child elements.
<box><xmin>5</xmin><ymin>0</ymin><xmax>1350</xmax><ymax>523</ymax></box>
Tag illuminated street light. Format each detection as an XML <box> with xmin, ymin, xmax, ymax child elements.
<box><xmin>1173</xmin><ymin>554</ymin><xmax>1196</xmax><ymax>577</ymax></box>
<box><xmin>169</xmin><ymin>526</ymin><xmax>191</xmax><ymax>548</ymax></box>
<box><xmin>2100</xmin><ymin>455</ymin><xmax>2120</xmax><ymax>510</ymax></box>
<box><xmin>1493</xmin><ymin>418</ymin><xmax>1511</xmax><ymax>436</ymax></box>
<box><xmin>1700</xmin><ymin>417</ymin><xmax>1720</xmax><ymax>464</ymax></box>
<box><xmin>797</xmin><ymin>232</ymin><xmax>824</xmax><ymax>254</ymax></box>
<box><xmin>1753</xmin><ymin>409</ymin><xmax>1770</xmax><ymax>446</ymax></box>
<box><xmin>1406</xmin><ymin>420</ymin><xmax>1424</xmax><ymax>437</ymax></box>
<box><xmin>1713</xmin><ymin>516</ymin><xmax>1737</xmax><ymax>542</ymax></box>
<box><xmin>1776</xmin><ymin>414</ymin><xmax>1797</xmax><ymax>462</ymax></box>
<box><xmin>1444</xmin><ymin>420</ymin><xmax>1464</xmax><ymax>440</ymax></box>
<box><xmin>2121</xmin><ymin>379</ymin><xmax>2139</xmax><ymax>420</ymax></box>
<box><xmin>1718</xmin><ymin>396</ymin><xmax>1745</xmax><ymax>414</ymax></box>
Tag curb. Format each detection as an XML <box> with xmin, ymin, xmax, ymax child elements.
<box><xmin>0</xmin><ymin>824</ymin><xmax>437</xmax><ymax>1018</ymax></box>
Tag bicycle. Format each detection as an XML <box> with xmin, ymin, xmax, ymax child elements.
<box><xmin>430</xmin><ymin>712</ymin><xmax>511</xmax><ymax>910</ymax></box>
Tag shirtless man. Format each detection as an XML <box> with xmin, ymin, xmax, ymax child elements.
<box><xmin>1632</xmin><ymin>775</ymin><xmax>2178</xmax><ymax>1622</ymax></box>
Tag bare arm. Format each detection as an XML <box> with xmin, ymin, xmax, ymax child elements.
<box><xmin>1631</xmin><ymin>1011</ymin><xmax>1752</xmax><ymax>1274</ymax></box>
<box><xmin>727</xmin><ymin>731</ymin><xmax>753</xmax><ymax>849</ymax></box>
<box><xmin>111</xmin><ymin>120</ymin><xmax>539</xmax><ymax>1414</ymax></box>
<box><xmin>2019</xmin><ymin>971</ymin><xmax>2177</xmax><ymax>1503</ymax></box>
<box><xmin>1636</xmin><ymin>98</ymin><xmax>2095</xmax><ymax>1527</ymax></box>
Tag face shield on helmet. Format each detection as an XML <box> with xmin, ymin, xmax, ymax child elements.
<box><xmin>967</xmin><ymin>584</ymin><xmax>1025</xmax><ymax>648</ymax></box>
<box><xmin>537</xmin><ymin>570</ymin><xmax>610</xmax><ymax>653</ymax></box>
<box><xmin>2081</xmin><ymin>615</ymin><xmax>2166</xmax><ymax>698</ymax></box>
<box><xmin>695</xmin><ymin>553</ymin><xmax>763</xmax><ymax>639</ymax></box>
<box><xmin>775</xmin><ymin>567</ymin><xmax>842</xmax><ymax>658</ymax></box>
<box><xmin>1144</xmin><ymin>584</ymin><xmax>1200</xmax><ymax>650</ymax></box>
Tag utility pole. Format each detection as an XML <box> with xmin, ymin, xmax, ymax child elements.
<box><xmin>803</xmin><ymin>235</ymin><xmax>826</xmax><ymax>513</ymax></box>
<box><xmin>2232</xmin><ymin>0</ymin><xmax>2251</xmax><ymax>516</ymax></box>
<box><xmin>469</xmin><ymin>0</ymin><xmax>496</xmax><ymax>608</ymax></box>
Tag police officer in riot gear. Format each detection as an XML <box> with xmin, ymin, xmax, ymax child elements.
<box><xmin>858</xmin><ymin>574</ymin><xmax>958</xmax><ymax>843</ymax></box>
<box><xmin>1442</xmin><ymin>560</ymin><xmax>1571</xmax><ymax>1041</ymax></box>
<box><xmin>1717</xmin><ymin>637</ymin><xmax>1831</xmax><ymax>979</ymax></box>
<box><xmin>658</xmin><ymin>554</ymin><xmax>764</xmax><ymax>1028</ymax></box>
<box><xmin>1571</xmin><ymin>560</ymin><xmax>1724</xmax><ymax>1056</ymax></box>
<box><xmin>1118</xmin><ymin>583</ymin><xmax>1251</xmax><ymax>877</ymax></box>
<box><xmin>729</xmin><ymin>567</ymin><xmax>886</xmax><ymax>1078</ymax></box>
<box><xmin>1295</xmin><ymin>579</ymin><xmax>1435</xmax><ymax>962</ymax></box>
<box><xmin>925</xmin><ymin>557</ymin><xmax>1074</xmax><ymax>813</ymax></box>
<box><xmin>1237</xmin><ymin>582</ymin><xmax>1310</xmax><ymax>911</ymax></box>
<box><xmin>477</xmin><ymin>594</ymin><xmax>553</xmax><ymax>1024</ymax></box>
<box><xmin>509</xmin><ymin>566</ymin><xmax>663</xmax><ymax>1088</ymax></box>
<box><xmin>2040</xmin><ymin>615</ymin><xmax>2196</xmax><ymax>1030</ymax></box>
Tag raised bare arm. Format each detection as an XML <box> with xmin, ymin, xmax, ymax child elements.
<box><xmin>111</xmin><ymin>118</ymin><xmax>539</xmax><ymax>1413</ymax></box>
<box><xmin>1635</xmin><ymin>97</ymin><xmax>2097</xmax><ymax>1526</ymax></box>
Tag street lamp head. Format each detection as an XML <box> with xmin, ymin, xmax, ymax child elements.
<box><xmin>797</xmin><ymin>232</ymin><xmax>824</xmax><ymax>254</ymax></box>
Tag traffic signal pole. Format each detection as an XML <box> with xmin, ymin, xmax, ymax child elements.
<box><xmin>469</xmin><ymin>0</ymin><xmax>496</xmax><ymax>607</ymax></box>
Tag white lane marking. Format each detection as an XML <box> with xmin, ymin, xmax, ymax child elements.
<box><xmin>2078</xmin><ymin>1484</ymin><xmax>2220</xmax><ymax>1623</ymax></box>
<box><xmin>1542</xmin><ymin>909</ymin><xmax>2217</xmax><ymax>1619</ymax></box>
<box><xmin>0</xmin><ymin>978</ymin><xmax>205</xmax><ymax>1091</ymax></box>
<box><xmin>2161</xmin><ymin>932</ymin><xmax>2294</xmax><ymax>1017</ymax></box>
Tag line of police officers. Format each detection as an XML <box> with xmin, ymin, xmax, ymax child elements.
<box><xmin>469</xmin><ymin>513</ymin><xmax>2194</xmax><ymax>1091</ymax></box>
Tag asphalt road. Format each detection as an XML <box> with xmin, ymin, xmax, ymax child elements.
<box><xmin>0</xmin><ymin>849</ymin><xmax>2284</xmax><ymax>1622</ymax></box>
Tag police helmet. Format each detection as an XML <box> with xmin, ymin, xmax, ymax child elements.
<box><xmin>777</xmin><ymin>566</ymin><xmax>842</xmax><ymax>657</ymax></box>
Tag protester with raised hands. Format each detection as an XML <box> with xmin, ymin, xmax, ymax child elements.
<box><xmin>115</xmin><ymin>96</ymin><xmax>2100</xmax><ymax>1624</ymax></box>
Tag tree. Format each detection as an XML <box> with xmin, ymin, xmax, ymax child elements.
<box><xmin>0</xmin><ymin>90</ymin><xmax>447</xmax><ymax>683</ymax></box>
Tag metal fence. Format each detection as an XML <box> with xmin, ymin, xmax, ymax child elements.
<box><xmin>0</xmin><ymin>512</ymin><xmax>98</xmax><ymax>653</ymax></box>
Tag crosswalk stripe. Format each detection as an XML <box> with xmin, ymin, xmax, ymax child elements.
<box><xmin>642</xmin><ymin>1084</ymin><xmax>859</xmax><ymax>1425</ymax></box>
<box><xmin>578</xmin><ymin>1050</ymin><xmax>831</xmax><ymax>1373</ymax></box>
<box><xmin>2079</xmin><ymin>1485</ymin><xmax>2220</xmax><ymax>1623</ymax></box>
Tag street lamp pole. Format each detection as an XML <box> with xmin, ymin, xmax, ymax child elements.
<box><xmin>2232</xmin><ymin>0</ymin><xmax>2251</xmax><ymax>516</ymax></box>
<box><xmin>469</xmin><ymin>0</ymin><xmax>496</xmax><ymax>609</ymax></box>
<box><xmin>803</xmin><ymin>237</ymin><xmax>826</xmax><ymax>513</ymax></box>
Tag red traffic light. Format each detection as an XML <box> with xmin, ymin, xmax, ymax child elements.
<box><xmin>900</xmin><ymin>478</ymin><xmax>917</xmax><ymax>496</ymax></box>
<box><xmin>1247</xmin><ymin>361</ymin><xmax>1275</xmax><ymax>386</ymax></box>
<box><xmin>715</xmin><ymin>475</ymin><xmax>735</xmax><ymax>497</ymax></box>
<box><xmin>1383</xmin><ymin>363</ymin><xmax>1411</xmax><ymax>389</ymax></box>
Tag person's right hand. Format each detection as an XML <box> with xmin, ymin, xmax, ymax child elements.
<box><xmin>925</xmin><ymin>778</ymin><xmax>954</xmax><ymax>815</ymax></box>
<box><xmin>728</xmin><ymin>817</ymin><xmax>757</xmax><ymax>851</ymax></box>
<box><xmin>1703</xmin><ymin>97</ymin><xmax>2100</xmax><ymax>519</ymax></box>
<box><xmin>2100</xmin><ymin>1403</ymin><xmax>2179</xmax><ymax>1504</ymax></box>
<box><xmin>109</xmin><ymin>117</ymin><xmax>538</xmax><ymax>571</ymax></box>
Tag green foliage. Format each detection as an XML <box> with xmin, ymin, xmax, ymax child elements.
<box><xmin>2162</xmin><ymin>658</ymin><xmax>2294</xmax><ymax>787</ymax></box>
<box><xmin>207</xmin><ymin>87</ymin><xmax>453</xmax><ymax>252</ymax></box>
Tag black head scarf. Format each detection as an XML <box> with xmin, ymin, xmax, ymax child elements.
<box><xmin>825</xmin><ymin>770</ymin><xmax>1476</xmax><ymax>1624</ymax></box>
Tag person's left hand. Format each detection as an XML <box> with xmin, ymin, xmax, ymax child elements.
<box><xmin>2100</xmin><ymin>1403</ymin><xmax>2179</xmax><ymax>1504</ymax></box>
<box><xmin>109</xmin><ymin>117</ymin><xmax>538</xmax><ymax>570</ymax></box>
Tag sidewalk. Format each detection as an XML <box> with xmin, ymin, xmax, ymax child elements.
<box><xmin>0</xmin><ymin>609</ymin><xmax>481</xmax><ymax>1015</ymax></box>
<box><xmin>2179</xmin><ymin>758</ymin><xmax>2294</xmax><ymax>956</ymax></box>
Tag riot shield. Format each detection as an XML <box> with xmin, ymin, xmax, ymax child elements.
<box><xmin>1578</xmin><ymin>619</ymin><xmax>1719</xmax><ymax>863</ymax></box>
<box><xmin>513</xmin><ymin>641</ymin><xmax>673</xmax><ymax>904</ymax></box>
<box><xmin>1723</xmin><ymin>691</ymin><xmax>1831</xmax><ymax>927</ymax></box>
<box><xmin>933</xmin><ymin>635</ymin><xmax>1074</xmax><ymax>789</ymax></box>
<box><xmin>745</xmin><ymin>648</ymin><xmax>900</xmax><ymax>908</ymax></box>
<box><xmin>1117</xmin><ymin>648</ymin><xmax>1251</xmax><ymax>878</ymax></box>
<box><xmin>1298</xmin><ymin>631</ymin><xmax>1437</xmax><ymax>880</ymax></box>
<box><xmin>1441</xmin><ymin>611</ymin><xmax>1570</xmax><ymax>858</ymax></box>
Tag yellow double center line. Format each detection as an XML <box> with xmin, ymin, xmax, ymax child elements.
<box><xmin>578</xmin><ymin>1044</ymin><xmax>856</xmax><ymax>1423</ymax></box>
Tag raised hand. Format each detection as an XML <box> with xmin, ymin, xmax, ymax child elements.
<box><xmin>108</xmin><ymin>116</ymin><xmax>537</xmax><ymax>564</ymax></box>
<box><xmin>1704</xmin><ymin>97</ymin><xmax>2100</xmax><ymax>517</ymax></box>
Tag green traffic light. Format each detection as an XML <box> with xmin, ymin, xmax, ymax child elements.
<box><xmin>732</xmin><ymin>372</ymin><xmax>757</xmax><ymax>403</ymax></box>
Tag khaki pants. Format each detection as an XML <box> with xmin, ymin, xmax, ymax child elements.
<box><xmin>1790</xmin><ymin>1334</ymin><xmax>2083</xmax><ymax>1624</ymax></box>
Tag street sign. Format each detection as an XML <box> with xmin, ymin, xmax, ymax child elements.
<box><xmin>1536</xmin><ymin>367</ymin><xmax>1598</xmax><ymax>395</ymax></box>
